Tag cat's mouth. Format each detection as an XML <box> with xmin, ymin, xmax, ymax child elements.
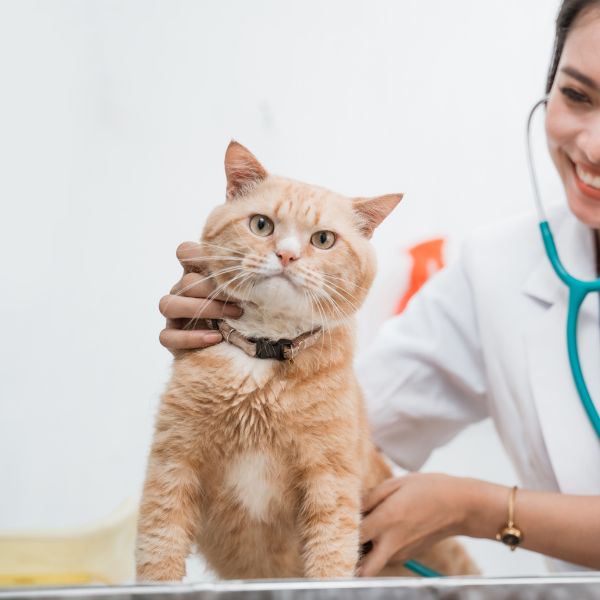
<box><xmin>247</xmin><ymin>271</ymin><xmax>308</xmax><ymax>307</ymax></box>
<box><xmin>259</xmin><ymin>271</ymin><xmax>303</xmax><ymax>289</ymax></box>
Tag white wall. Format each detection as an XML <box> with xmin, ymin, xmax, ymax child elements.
<box><xmin>0</xmin><ymin>0</ymin><xmax>562</xmax><ymax>576</ymax></box>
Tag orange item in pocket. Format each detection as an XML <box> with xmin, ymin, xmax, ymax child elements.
<box><xmin>395</xmin><ymin>238</ymin><xmax>445</xmax><ymax>314</ymax></box>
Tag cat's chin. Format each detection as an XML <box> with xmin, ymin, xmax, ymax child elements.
<box><xmin>246</xmin><ymin>274</ymin><xmax>305</xmax><ymax>307</ymax></box>
<box><xmin>224</xmin><ymin>312</ymin><xmax>319</xmax><ymax>342</ymax></box>
<box><xmin>224</xmin><ymin>296</ymin><xmax>320</xmax><ymax>342</ymax></box>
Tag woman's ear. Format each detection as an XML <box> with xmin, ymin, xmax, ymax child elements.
<box><xmin>224</xmin><ymin>141</ymin><xmax>267</xmax><ymax>200</ymax></box>
<box><xmin>352</xmin><ymin>193</ymin><xmax>403</xmax><ymax>238</ymax></box>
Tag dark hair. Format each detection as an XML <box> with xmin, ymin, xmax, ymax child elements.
<box><xmin>546</xmin><ymin>0</ymin><xmax>600</xmax><ymax>93</ymax></box>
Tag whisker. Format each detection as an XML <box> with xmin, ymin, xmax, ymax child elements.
<box><xmin>228</xmin><ymin>272</ymin><xmax>256</xmax><ymax>303</ymax></box>
<box><xmin>308</xmin><ymin>273</ymin><xmax>363</xmax><ymax>307</ymax></box>
<box><xmin>304</xmin><ymin>271</ymin><xmax>361</xmax><ymax>311</ymax></box>
<box><xmin>309</xmin><ymin>283</ymin><xmax>352</xmax><ymax>326</ymax></box>
<box><xmin>321</xmin><ymin>272</ymin><xmax>369</xmax><ymax>293</ymax></box>
<box><xmin>296</xmin><ymin>267</ymin><xmax>361</xmax><ymax>314</ymax></box>
<box><xmin>318</xmin><ymin>279</ymin><xmax>360</xmax><ymax>313</ymax></box>
<box><xmin>295</xmin><ymin>265</ymin><xmax>366</xmax><ymax>303</ymax></box>
<box><xmin>178</xmin><ymin>265</ymin><xmax>244</xmax><ymax>291</ymax></box>
<box><xmin>197</xmin><ymin>240</ymin><xmax>247</xmax><ymax>257</ymax></box>
<box><xmin>222</xmin><ymin>270</ymin><xmax>260</xmax><ymax>298</ymax></box>
<box><xmin>183</xmin><ymin>270</ymin><xmax>250</xmax><ymax>330</ymax></box>
<box><xmin>319</xmin><ymin>292</ymin><xmax>335</xmax><ymax>367</ymax></box>
<box><xmin>305</xmin><ymin>288</ymin><xmax>317</xmax><ymax>335</ymax></box>
<box><xmin>160</xmin><ymin>265</ymin><xmax>245</xmax><ymax>315</ymax></box>
<box><xmin>308</xmin><ymin>287</ymin><xmax>332</xmax><ymax>366</ymax></box>
<box><xmin>319</xmin><ymin>291</ymin><xmax>352</xmax><ymax>328</ymax></box>
<box><xmin>206</xmin><ymin>270</ymin><xmax>250</xmax><ymax>303</ymax></box>
<box><xmin>179</xmin><ymin>255</ymin><xmax>241</xmax><ymax>263</ymax></box>
<box><xmin>305</xmin><ymin>288</ymin><xmax>327</xmax><ymax>364</ymax></box>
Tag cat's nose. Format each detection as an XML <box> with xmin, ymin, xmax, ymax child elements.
<box><xmin>276</xmin><ymin>250</ymin><xmax>298</xmax><ymax>267</ymax></box>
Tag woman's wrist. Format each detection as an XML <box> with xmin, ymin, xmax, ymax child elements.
<box><xmin>455</xmin><ymin>477</ymin><xmax>508</xmax><ymax>540</ymax></box>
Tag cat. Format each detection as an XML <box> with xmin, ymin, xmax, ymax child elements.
<box><xmin>135</xmin><ymin>141</ymin><xmax>478</xmax><ymax>581</ymax></box>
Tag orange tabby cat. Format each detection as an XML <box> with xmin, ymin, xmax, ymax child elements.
<box><xmin>136</xmin><ymin>142</ymin><xmax>478</xmax><ymax>581</ymax></box>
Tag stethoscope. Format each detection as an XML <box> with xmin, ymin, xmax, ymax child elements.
<box><xmin>526</xmin><ymin>96</ymin><xmax>600</xmax><ymax>440</ymax></box>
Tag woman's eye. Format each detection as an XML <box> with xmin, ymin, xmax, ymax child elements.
<box><xmin>311</xmin><ymin>230</ymin><xmax>336</xmax><ymax>249</ymax></box>
<box><xmin>249</xmin><ymin>215</ymin><xmax>274</xmax><ymax>237</ymax></box>
<box><xmin>560</xmin><ymin>87</ymin><xmax>590</xmax><ymax>104</ymax></box>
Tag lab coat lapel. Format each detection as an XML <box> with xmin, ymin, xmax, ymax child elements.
<box><xmin>523</xmin><ymin>211</ymin><xmax>600</xmax><ymax>494</ymax></box>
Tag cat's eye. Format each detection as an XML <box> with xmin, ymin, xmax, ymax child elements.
<box><xmin>249</xmin><ymin>214</ymin><xmax>274</xmax><ymax>237</ymax></box>
<box><xmin>311</xmin><ymin>230</ymin><xmax>336</xmax><ymax>249</ymax></box>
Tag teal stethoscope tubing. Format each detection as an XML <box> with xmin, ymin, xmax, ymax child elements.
<box><xmin>526</xmin><ymin>96</ymin><xmax>600</xmax><ymax>440</ymax></box>
<box><xmin>403</xmin><ymin>559</ymin><xmax>441</xmax><ymax>577</ymax></box>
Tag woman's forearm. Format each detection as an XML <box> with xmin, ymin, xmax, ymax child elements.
<box><xmin>460</xmin><ymin>478</ymin><xmax>600</xmax><ymax>569</ymax></box>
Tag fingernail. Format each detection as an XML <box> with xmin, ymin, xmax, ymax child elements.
<box><xmin>205</xmin><ymin>333</ymin><xmax>222</xmax><ymax>344</ymax></box>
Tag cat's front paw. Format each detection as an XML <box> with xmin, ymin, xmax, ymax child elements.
<box><xmin>136</xmin><ymin>561</ymin><xmax>185</xmax><ymax>583</ymax></box>
<box><xmin>304</xmin><ymin>563</ymin><xmax>356</xmax><ymax>579</ymax></box>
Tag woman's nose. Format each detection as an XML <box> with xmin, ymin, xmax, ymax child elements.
<box><xmin>579</xmin><ymin>116</ymin><xmax>600</xmax><ymax>165</ymax></box>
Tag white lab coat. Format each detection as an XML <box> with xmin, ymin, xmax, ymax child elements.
<box><xmin>356</xmin><ymin>204</ymin><xmax>600</xmax><ymax>572</ymax></box>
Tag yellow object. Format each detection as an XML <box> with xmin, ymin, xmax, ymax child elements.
<box><xmin>0</xmin><ymin>499</ymin><xmax>137</xmax><ymax>586</ymax></box>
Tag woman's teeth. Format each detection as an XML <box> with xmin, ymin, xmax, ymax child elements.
<box><xmin>575</xmin><ymin>164</ymin><xmax>600</xmax><ymax>190</ymax></box>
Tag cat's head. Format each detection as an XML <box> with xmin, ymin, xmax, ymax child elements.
<box><xmin>200</xmin><ymin>141</ymin><xmax>402</xmax><ymax>337</ymax></box>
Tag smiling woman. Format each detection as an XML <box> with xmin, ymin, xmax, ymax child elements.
<box><xmin>546</xmin><ymin>2</ymin><xmax>600</xmax><ymax>225</ymax></box>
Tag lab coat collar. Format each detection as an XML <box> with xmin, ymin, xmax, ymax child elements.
<box><xmin>522</xmin><ymin>206</ymin><xmax>600</xmax><ymax>494</ymax></box>
<box><xmin>522</xmin><ymin>206</ymin><xmax>596</xmax><ymax>310</ymax></box>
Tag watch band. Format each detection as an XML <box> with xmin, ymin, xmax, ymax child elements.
<box><xmin>496</xmin><ymin>485</ymin><xmax>523</xmax><ymax>551</ymax></box>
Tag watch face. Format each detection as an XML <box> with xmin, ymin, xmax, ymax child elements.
<box><xmin>501</xmin><ymin>532</ymin><xmax>521</xmax><ymax>546</ymax></box>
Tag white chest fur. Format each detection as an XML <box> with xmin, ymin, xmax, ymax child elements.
<box><xmin>225</xmin><ymin>451</ymin><xmax>281</xmax><ymax>521</ymax></box>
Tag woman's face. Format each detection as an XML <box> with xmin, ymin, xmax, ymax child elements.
<box><xmin>546</xmin><ymin>6</ymin><xmax>600</xmax><ymax>228</ymax></box>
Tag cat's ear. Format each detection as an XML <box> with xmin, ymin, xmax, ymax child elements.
<box><xmin>352</xmin><ymin>193</ymin><xmax>403</xmax><ymax>238</ymax></box>
<box><xmin>224</xmin><ymin>141</ymin><xmax>268</xmax><ymax>201</ymax></box>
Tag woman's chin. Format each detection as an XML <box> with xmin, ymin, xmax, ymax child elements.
<box><xmin>565</xmin><ymin>164</ymin><xmax>600</xmax><ymax>228</ymax></box>
<box><xmin>566</xmin><ymin>190</ymin><xmax>600</xmax><ymax>229</ymax></box>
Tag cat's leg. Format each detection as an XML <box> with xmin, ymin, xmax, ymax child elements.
<box><xmin>136</xmin><ymin>400</ymin><xmax>203</xmax><ymax>582</ymax></box>
<box><xmin>298</xmin><ymin>465</ymin><xmax>361</xmax><ymax>579</ymax></box>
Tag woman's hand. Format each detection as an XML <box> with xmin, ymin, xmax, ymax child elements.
<box><xmin>158</xmin><ymin>241</ymin><xmax>243</xmax><ymax>353</ymax></box>
<box><xmin>358</xmin><ymin>473</ymin><xmax>475</xmax><ymax>576</ymax></box>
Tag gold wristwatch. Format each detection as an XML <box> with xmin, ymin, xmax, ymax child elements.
<box><xmin>496</xmin><ymin>485</ymin><xmax>523</xmax><ymax>551</ymax></box>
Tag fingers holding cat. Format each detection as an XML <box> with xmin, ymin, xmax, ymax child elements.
<box><xmin>158</xmin><ymin>242</ymin><xmax>243</xmax><ymax>352</ymax></box>
<box><xmin>358</xmin><ymin>473</ymin><xmax>473</xmax><ymax>577</ymax></box>
<box><xmin>160</xmin><ymin>279</ymin><xmax>241</xmax><ymax>320</ymax></box>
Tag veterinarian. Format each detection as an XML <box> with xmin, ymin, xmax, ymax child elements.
<box><xmin>158</xmin><ymin>0</ymin><xmax>600</xmax><ymax>575</ymax></box>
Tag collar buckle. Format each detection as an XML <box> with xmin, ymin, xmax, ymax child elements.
<box><xmin>254</xmin><ymin>337</ymin><xmax>293</xmax><ymax>360</ymax></box>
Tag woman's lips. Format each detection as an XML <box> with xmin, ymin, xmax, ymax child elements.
<box><xmin>572</xmin><ymin>160</ymin><xmax>600</xmax><ymax>200</ymax></box>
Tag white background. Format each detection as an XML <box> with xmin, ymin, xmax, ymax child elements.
<box><xmin>0</xmin><ymin>0</ymin><xmax>564</xmax><ymax>576</ymax></box>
